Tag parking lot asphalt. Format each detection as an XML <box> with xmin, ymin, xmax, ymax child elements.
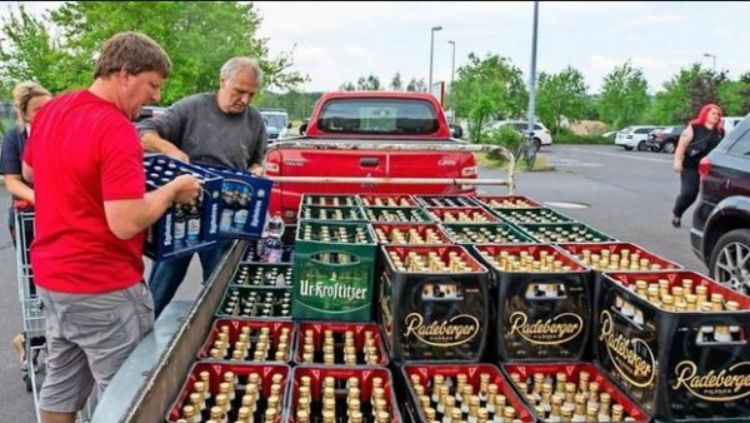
<box><xmin>0</xmin><ymin>143</ymin><xmax>703</xmax><ymax>421</ymax></box>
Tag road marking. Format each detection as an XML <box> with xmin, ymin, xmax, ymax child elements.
<box><xmin>560</xmin><ymin>147</ymin><xmax>673</xmax><ymax>164</ymax></box>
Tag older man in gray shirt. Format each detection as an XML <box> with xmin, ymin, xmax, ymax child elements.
<box><xmin>138</xmin><ymin>56</ymin><xmax>268</xmax><ymax>316</ymax></box>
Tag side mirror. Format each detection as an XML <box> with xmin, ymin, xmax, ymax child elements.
<box><xmin>299</xmin><ymin>123</ymin><xmax>308</xmax><ymax>135</ymax></box>
<box><xmin>287</xmin><ymin>122</ymin><xmax>293</xmax><ymax>129</ymax></box>
<box><xmin>450</xmin><ymin>124</ymin><xmax>463</xmax><ymax>139</ymax></box>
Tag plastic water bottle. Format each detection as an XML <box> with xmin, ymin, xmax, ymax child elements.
<box><xmin>262</xmin><ymin>214</ymin><xmax>285</xmax><ymax>264</ymax></box>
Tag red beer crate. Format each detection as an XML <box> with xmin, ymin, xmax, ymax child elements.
<box><xmin>359</xmin><ymin>194</ymin><xmax>418</xmax><ymax>208</ymax></box>
<box><xmin>286</xmin><ymin>365</ymin><xmax>403</xmax><ymax>423</ymax></box>
<box><xmin>597</xmin><ymin>270</ymin><xmax>750</xmax><ymax>421</ymax></box>
<box><xmin>402</xmin><ymin>363</ymin><xmax>535</xmax><ymax>423</ymax></box>
<box><xmin>198</xmin><ymin>319</ymin><xmax>295</xmax><ymax>363</ymax></box>
<box><xmin>371</xmin><ymin>223</ymin><xmax>452</xmax><ymax>245</ymax></box>
<box><xmin>294</xmin><ymin>321</ymin><xmax>389</xmax><ymax>366</ymax></box>
<box><xmin>559</xmin><ymin>242</ymin><xmax>683</xmax><ymax>273</ymax></box>
<box><xmin>167</xmin><ymin>361</ymin><xmax>290</xmax><ymax>423</ymax></box>
<box><xmin>473</xmin><ymin>244</ymin><xmax>592</xmax><ymax>361</ymax></box>
<box><xmin>425</xmin><ymin>207</ymin><xmax>500</xmax><ymax>224</ymax></box>
<box><xmin>502</xmin><ymin>362</ymin><xmax>651</xmax><ymax>423</ymax></box>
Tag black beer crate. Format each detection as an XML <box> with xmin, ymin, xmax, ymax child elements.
<box><xmin>293</xmin><ymin>321</ymin><xmax>389</xmax><ymax>366</ymax></box>
<box><xmin>378</xmin><ymin>245</ymin><xmax>490</xmax><ymax>363</ymax></box>
<box><xmin>425</xmin><ymin>207</ymin><xmax>500</xmax><ymax>224</ymax></box>
<box><xmin>371</xmin><ymin>223</ymin><xmax>452</xmax><ymax>245</ymax></box>
<box><xmin>401</xmin><ymin>363</ymin><xmax>535</xmax><ymax>423</ymax></box>
<box><xmin>596</xmin><ymin>270</ymin><xmax>750</xmax><ymax>421</ymax></box>
<box><xmin>198</xmin><ymin>319</ymin><xmax>295</xmax><ymax>363</ymax></box>
<box><xmin>559</xmin><ymin>242</ymin><xmax>683</xmax><ymax>274</ymax></box>
<box><xmin>491</xmin><ymin>207</ymin><xmax>576</xmax><ymax>225</ymax></box>
<box><xmin>216</xmin><ymin>285</ymin><xmax>292</xmax><ymax>320</ymax></box>
<box><xmin>473</xmin><ymin>195</ymin><xmax>542</xmax><ymax>210</ymax></box>
<box><xmin>415</xmin><ymin>195</ymin><xmax>481</xmax><ymax>208</ymax></box>
<box><xmin>440</xmin><ymin>222</ymin><xmax>536</xmax><ymax>245</ymax></box>
<box><xmin>501</xmin><ymin>362</ymin><xmax>651</xmax><ymax>423</ymax></box>
<box><xmin>167</xmin><ymin>361</ymin><xmax>290</xmax><ymax>423</ymax></box>
<box><xmin>286</xmin><ymin>365</ymin><xmax>403</xmax><ymax>423</ymax></box>
<box><xmin>300</xmin><ymin>194</ymin><xmax>362</xmax><ymax>208</ymax></box>
<box><xmin>143</xmin><ymin>154</ymin><xmax>223</xmax><ymax>260</ymax></box>
<box><xmin>231</xmin><ymin>263</ymin><xmax>293</xmax><ymax>288</ymax></box>
<box><xmin>473</xmin><ymin>244</ymin><xmax>592</xmax><ymax>361</ymax></box>
<box><xmin>359</xmin><ymin>194</ymin><xmax>418</xmax><ymax>208</ymax></box>
<box><xmin>517</xmin><ymin>222</ymin><xmax>616</xmax><ymax>244</ymax></box>
<box><xmin>363</xmin><ymin>206</ymin><xmax>434</xmax><ymax>223</ymax></box>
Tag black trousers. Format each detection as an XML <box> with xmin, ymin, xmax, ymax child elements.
<box><xmin>672</xmin><ymin>168</ymin><xmax>700</xmax><ymax>218</ymax></box>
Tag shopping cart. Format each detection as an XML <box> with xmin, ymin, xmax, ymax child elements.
<box><xmin>15</xmin><ymin>208</ymin><xmax>45</xmax><ymax>423</ymax></box>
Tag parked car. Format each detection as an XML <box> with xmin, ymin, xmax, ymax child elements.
<box><xmin>134</xmin><ymin>105</ymin><xmax>167</xmax><ymax>123</ymax></box>
<box><xmin>484</xmin><ymin>120</ymin><xmax>553</xmax><ymax>150</ymax></box>
<box><xmin>722</xmin><ymin>115</ymin><xmax>746</xmax><ymax>136</ymax></box>
<box><xmin>646</xmin><ymin>125</ymin><xmax>684</xmax><ymax>153</ymax></box>
<box><xmin>614</xmin><ymin>125</ymin><xmax>659</xmax><ymax>151</ymax></box>
<box><xmin>260</xmin><ymin>108</ymin><xmax>292</xmax><ymax>141</ymax></box>
<box><xmin>690</xmin><ymin>114</ymin><xmax>750</xmax><ymax>294</ymax></box>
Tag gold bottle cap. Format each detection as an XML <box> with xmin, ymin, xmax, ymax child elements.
<box><xmin>181</xmin><ymin>405</ymin><xmax>195</xmax><ymax>417</ymax></box>
<box><xmin>209</xmin><ymin>406</ymin><xmax>223</xmax><ymax>419</ymax></box>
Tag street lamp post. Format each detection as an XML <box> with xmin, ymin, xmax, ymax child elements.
<box><xmin>448</xmin><ymin>40</ymin><xmax>456</xmax><ymax>91</ymax></box>
<box><xmin>525</xmin><ymin>1</ymin><xmax>540</xmax><ymax>167</ymax></box>
<box><xmin>703</xmin><ymin>53</ymin><xmax>716</xmax><ymax>72</ymax></box>
<box><xmin>429</xmin><ymin>25</ymin><xmax>443</xmax><ymax>94</ymax></box>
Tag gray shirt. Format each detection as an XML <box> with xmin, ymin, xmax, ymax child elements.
<box><xmin>137</xmin><ymin>92</ymin><xmax>267</xmax><ymax>170</ymax></box>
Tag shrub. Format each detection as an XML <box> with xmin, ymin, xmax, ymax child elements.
<box><xmin>553</xmin><ymin>127</ymin><xmax>611</xmax><ymax>144</ymax></box>
<box><xmin>482</xmin><ymin>126</ymin><xmax>527</xmax><ymax>165</ymax></box>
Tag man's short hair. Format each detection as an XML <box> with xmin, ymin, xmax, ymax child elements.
<box><xmin>94</xmin><ymin>32</ymin><xmax>172</xmax><ymax>79</ymax></box>
<box><xmin>220</xmin><ymin>57</ymin><xmax>263</xmax><ymax>86</ymax></box>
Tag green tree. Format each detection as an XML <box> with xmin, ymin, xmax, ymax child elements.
<box><xmin>338</xmin><ymin>81</ymin><xmax>356</xmax><ymax>91</ymax></box>
<box><xmin>650</xmin><ymin>64</ymin><xmax>730</xmax><ymax>125</ymax></box>
<box><xmin>406</xmin><ymin>77</ymin><xmax>426</xmax><ymax>92</ymax></box>
<box><xmin>0</xmin><ymin>2</ymin><xmax>306</xmax><ymax>104</ymax></box>
<box><xmin>451</xmin><ymin>53</ymin><xmax>527</xmax><ymax>142</ymax></box>
<box><xmin>718</xmin><ymin>74</ymin><xmax>750</xmax><ymax>116</ymax></box>
<box><xmin>536</xmin><ymin>66</ymin><xmax>590</xmax><ymax>134</ymax></box>
<box><xmin>597</xmin><ymin>61</ymin><xmax>650</xmax><ymax>129</ymax></box>
<box><xmin>390</xmin><ymin>72</ymin><xmax>403</xmax><ymax>91</ymax></box>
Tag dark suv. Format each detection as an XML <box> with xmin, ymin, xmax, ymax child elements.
<box><xmin>690</xmin><ymin>115</ymin><xmax>750</xmax><ymax>294</ymax></box>
<box><xmin>646</xmin><ymin>125</ymin><xmax>683</xmax><ymax>153</ymax></box>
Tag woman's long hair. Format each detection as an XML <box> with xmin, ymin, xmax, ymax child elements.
<box><xmin>690</xmin><ymin>103</ymin><xmax>724</xmax><ymax>132</ymax></box>
<box><xmin>12</xmin><ymin>81</ymin><xmax>51</xmax><ymax>128</ymax></box>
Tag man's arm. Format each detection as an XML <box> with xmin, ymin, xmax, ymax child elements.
<box><xmin>137</xmin><ymin>101</ymin><xmax>191</xmax><ymax>162</ymax></box>
<box><xmin>104</xmin><ymin>175</ymin><xmax>200</xmax><ymax>240</ymax></box>
<box><xmin>248</xmin><ymin>112</ymin><xmax>268</xmax><ymax>176</ymax></box>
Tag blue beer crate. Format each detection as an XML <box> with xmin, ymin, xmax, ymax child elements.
<box><xmin>143</xmin><ymin>155</ymin><xmax>223</xmax><ymax>260</ymax></box>
<box><xmin>194</xmin><ymin>162</ymin><xmax>273</xmax><ymax>240</ymax></box>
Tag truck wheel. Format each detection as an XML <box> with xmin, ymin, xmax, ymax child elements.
<box><xmin>709</xmin><ymin>228</ymin><xmax>750</xmax><ymax>295</ymax></box>
<box><xmin>637</xmin><ymin>141</ymin><xmax>647</xmax><ymax>151</ymax></box>
<box><xmin>663</xmin><ymin>141</ymin><xmax>675</xmax><ymax>154</ymax></box>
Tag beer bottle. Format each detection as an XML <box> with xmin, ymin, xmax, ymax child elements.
<box><xmin>199</xmin><ymin>371</ymin><xmax>212</xmax><ymax>401</ymax></box>
<box><xmin>208</xmin><ymin>406</ymin><xmax>225</xmax><ymax>423</ymax></box>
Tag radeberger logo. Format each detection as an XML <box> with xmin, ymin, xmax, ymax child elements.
<box><xmin>403</xmin><ymin>313</ymin><xmax>480</xmax><ymax>347</ymax></box>
<box><xmin>673</xmin><ymin>361</ymin><xmax>750</xmax><ymax>402</ymax></box>
<box><xmin>508</xmin><ymin>311</ymin><xmax>583</xmax><ymax>345</ymax></box>
<box><xmin>599</xmin><ymin>310</ymin><xmax>656</xmax><ymax>388</ymax></box>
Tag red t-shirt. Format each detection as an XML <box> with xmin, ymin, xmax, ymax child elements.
<box><xmin>24</xmin><ymin>90</ymin><xmax>146</xmax><ymax>294</ymax></box>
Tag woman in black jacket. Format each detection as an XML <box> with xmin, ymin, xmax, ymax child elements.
<box><xmin>671</xmin><ymin>104</ymin><xmax>724</xmax><ymax>228</ymax></box>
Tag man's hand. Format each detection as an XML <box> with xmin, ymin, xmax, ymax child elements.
<box><xmin>169</xmin><ymin>174</ymin><xmax>202</xmax><ymax>204</ymax></box>
<box><xmin>249</xmin><ymin>163</ymin><xmax>264</xmax><ymax>177</ymax></box>
<box><xmin>164</xmin><ymin>144</ymin><xmax>190</xmax><ymax>163</ymax></box>
<box><xmin>673</xmin><ymin>159</ymin><xmax>683</xmax><ymax>173</ymax></box>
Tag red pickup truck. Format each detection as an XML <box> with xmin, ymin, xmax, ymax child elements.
<box><xmin>265</xmin><ymin>91</ymin><xmax>478</xmax><ymax>222</ymax></box>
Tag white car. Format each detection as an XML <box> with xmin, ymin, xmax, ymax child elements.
<box><xmin>614</xmin><ymin>125</ymin><xmax>659</xmax><ymax>151</ymax></box>
<box><xmin>485</xmin><ymin>120</ymin><xmax>553</xmax><ymax>150</ymax></box>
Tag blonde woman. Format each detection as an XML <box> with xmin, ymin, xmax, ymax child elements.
<box><xmin>1</xmin><ymin>81</ymin><xmax>51</xmax><ymax>373</ymax></box>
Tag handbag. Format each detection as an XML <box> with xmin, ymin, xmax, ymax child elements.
<box><xmin>686</xmin><ymin>129</ymin><xmax>720</xmax><ymax>158</ymax></box>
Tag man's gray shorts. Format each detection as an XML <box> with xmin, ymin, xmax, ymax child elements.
<box><xmin>37</xmin><ymin>282</ymin><xmax>154</xmax><ymax>413</ymax></box>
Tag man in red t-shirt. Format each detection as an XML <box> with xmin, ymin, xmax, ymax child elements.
<box><xmin>22</xmin><ymin>32</ymin><xmax>201</xmax><ymax>423</ymax></box>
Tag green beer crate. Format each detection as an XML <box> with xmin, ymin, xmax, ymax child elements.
<box><xmin>299</xmin><ymin>193</ymin><xmax>362</xmax><ymax>207</ymax></box>
<box><xmin>292</xmin><ymin>220</ymin><xmax>378</xmax><ymax>322</ymax></box>
<box><xmin>297</xmin><ymin>204</ymin><xmax>367</xmax><ymax>222</ymax></box>
<box><xmin>363</xmin><ymin>206</ymin><xmax>433</xmax><ymax>223</ymax></box>
<box><xmin>440</xmin><ymin>222</ymin><xmax>536</xmax><ymax>245</ymax></box>
<box><xmin>517</xmin><ymin>222</ymin><xmax>616</xmax><ymax>244</ymax></box>
<box><xmin>491</xmin><ymin>207</ymin><xmax>576</xmax><ymax>225</ymax></box>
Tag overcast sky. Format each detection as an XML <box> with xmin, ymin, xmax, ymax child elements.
<box><xmin>4</xmin><ymin>1</ymin><xmax>749</xmax><ymax>94</ymax></box>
